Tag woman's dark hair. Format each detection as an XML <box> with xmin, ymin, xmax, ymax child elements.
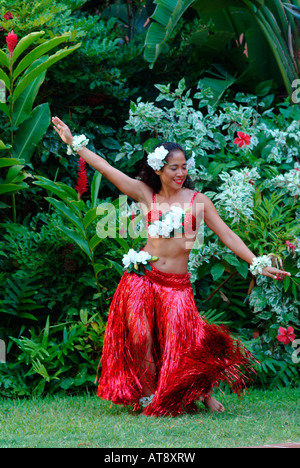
<box><xmin>137</xmin><ymin>142</ymin><xmax>194</xmax><ymax>192</ymax></box>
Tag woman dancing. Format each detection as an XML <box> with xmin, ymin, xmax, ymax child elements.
<box><xmin>52</xmin><ymin>117</ymin><xmax>291</xmax><ymax>416</ymax></box>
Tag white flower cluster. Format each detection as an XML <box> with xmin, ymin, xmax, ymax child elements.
<box><xmin>67</xmin><ymin>134</ymin><xmax>89</xmax><ymax>155</ymax></box>
<box><xmin>147</xmin><ymin>146</ymin><xmax>169</xmax><ymax>171</ymax></box>
<box><xmin>122</xmin><ymin>249</ymin><xmax>152</xmax><ymax>269</ymax></box>
<box><xmin>249</xmin><ymin>255</ymin><xmax>273</xmax><ymax>275</ymax></box>
<box><xmin>212</xmin><ymin>167</ymin><xmax>261</xmax><ymax>223</ymax></box>
<box><xmin>148</xmin><ymin>206</ymin><xmax>185</xmax><ymax>238</ymax></box>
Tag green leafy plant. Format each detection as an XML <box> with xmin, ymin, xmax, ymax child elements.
<box><xmin>0</xmin><ymin>140</ymin><xmax>28</xmax><ymax>209</ymax></box>
<box><xmin>144</xmin><ymin>0</ymin><xmax>299</xmax><ymax>98</ymax></box>
<box><xmin>32</xmin><ymin>170</ymin><xmax>147</xmax><ymax>315</ymax></box>
<box><xmin>0</xmin><ymin>29</ymin><xmax>80</xmax><ymax>221</ymax></box>
<box><xmin>3</xmin><ymin>310</ymin><xmax>106</xmax><ymax>396</ymax></box>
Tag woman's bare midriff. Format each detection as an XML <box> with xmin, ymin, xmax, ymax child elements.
<box><xmin>143</xmin><ymin>235</ymin><xmax>197</xmax><ymax>274</ymax></box>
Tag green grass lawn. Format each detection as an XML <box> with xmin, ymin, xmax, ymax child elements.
<box><xmin>0</xmin><ymin>387</ymin><xmax>299</xmax><ymax>448</ymax></box>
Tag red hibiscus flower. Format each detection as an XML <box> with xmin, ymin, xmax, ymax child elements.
<box><xmin>6</xmin><ymin>30</ymin><xmax>18</xmax><ymax>59</ymax></box>
<box><xmin>234</xmin><ymin>131</ymin><xmax>251</xmax><ymax>148</ymax></box>
<box><xmin>75</xmin><ymin>157</ymin><xmax>88</xmax><ymax>199</ymax></box>
<box><xmin>277</xmin><ymin>326</ymin><xmax>295</xmax><ymax>345</ymax></box>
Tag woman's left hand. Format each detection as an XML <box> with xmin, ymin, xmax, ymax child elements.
<box><xmin>262</xmin><ymin>266</ymin><xmax>291</xmax><ymax>280</ymax></box>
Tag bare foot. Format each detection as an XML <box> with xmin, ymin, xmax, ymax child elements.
<box><xmin>202</xmin><ymin>395</ymin><xmax>225</xmax><ymax>413</ymax></box>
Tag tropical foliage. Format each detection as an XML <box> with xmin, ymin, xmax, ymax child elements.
<box><xmin>0</xmin><ymin>0</ymin><xmax>299</xmax><ymax>396</ymax></box>
<box><xmin>144</xmin><ymin>0</ymin><xmax>300</xmax><ymax>98</ymax></box>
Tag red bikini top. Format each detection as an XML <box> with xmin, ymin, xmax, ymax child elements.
<box><xmin>145</xmin><ymin>191</ymin><xmax>199</xmax><ymax>235</ymax></box>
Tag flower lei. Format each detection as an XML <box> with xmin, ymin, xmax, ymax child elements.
<box><xmin>147</xmin><ymin>146</ymin><xmax>169</xmax><ymax>170</ymax></box>
<box><xmin>122</xmin><ymin>249</ymin><xmax>158</xmax><ymax>275</ymax></box>
<box><xmin>67</xmin><ymin>134</ymin><xmax>89</xmax><ymax>156</ymax></box>
<box><xmin>249</xmin><ymin>255</ymin><xmax>273</xmax><ymax>275</ymax></box>
<box><xmin>148</xmin><ymin>206</ymin><xmax>190</xmax><ymax>238</ymax></box>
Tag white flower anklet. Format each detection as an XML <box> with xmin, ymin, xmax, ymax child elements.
<box><xmin>139</xmin><ymin>394</ymin><xmax>155</xmax><ymax>408</ymax></box>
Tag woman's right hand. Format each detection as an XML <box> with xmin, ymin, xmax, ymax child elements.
<box><xmin>52</xmin><ymin>116</ymin><xmax>73</xmax><ymax>146</ymax></box>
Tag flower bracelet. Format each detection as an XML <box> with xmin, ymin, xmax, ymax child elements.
<box><xmin>67</xmin><ymin>134</ymin><xmax>89</xmax><ymax>156</ymax></box>
<box><xmin>249</xmin><ymin>255</ymin><xmax>272</xmax><ymax>276</ymax></box>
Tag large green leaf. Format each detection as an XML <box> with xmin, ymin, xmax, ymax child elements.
<box><xmin>89</xmin><ymin>233</ymin><xmax>103</xmax><ymax>251</ymax></box>
<box><xmin>0</xmin><ymin>103</ymin><xmax>10</xmax><ymax>118</ymax></box>
<box><xmin>0</xmin><ymin>69</ymin><xmax>10</xmax><ymax>90</ymax></box>
<box><xmin>13</xmin><ymin>103</ymin><xmax>51</xmax><ymax>162</ymax></box>
<box><xmin>83</xmin><ymin>207</ymin><xmax>98</xmax><ymax>230</ymax></box>
<box><xmin>13</xmin><ymin>57</ymin><xmax>47</xmax><ymax>126</ymax></box>
<box><xmin>13</xmin><ymin>43</ymin><xmax>81</xmax><ymax>104</ymax></box>
<box><xmin>0</xmin><ymin>158</ymin><xmax>23</xmax><ymax>167</ymax></box>
<box><xmin>13</xmin><ymin>34</ymin><xmax>72</xmax><ymax>81</ymax></box>
<box><xmin>0</xmin><ymin>182</ymin><xmax>28</xmax><ymax>195</ymax></box>
<box><xmin>32</xmin><ymin>176</ymin><xmax>79</xmax><ymax>201</ymax></box>
<box><xmin>197</xmin><ymin>76</ymin><xmax>237</xmax><ymax>105</ymax></box>
<box><xmin>56</xmin><ymin>225</ymin><xmax>92</xmax><ymax>260</ymax></box>
<box><xmin>0</xmin><ymin>49</ymin><xmax>10</xmax><ymax>70</ymax></box>
<box><xmin>144</xmin><ymin>0</ymin><xmax>195</xmax><ymax>65</ymax></box>
<box><xmin>12</xmin><ymin>31</ymin><xmax>45</xmax><ymax>64</ymax></box>
<box><xmin>45</xmin><ymin>197</ymin><xmax>86</xmax><ymax>235</ymax></box>
<box><xmin>210</xmin><ymin>262</ymin><xmax>225</xmax><ymax>281</ymax></box>
<box><xmin>91</xmin><ymin>171</ymin><xmax>102</xmax><ymax>209</ymax></box>
<box><xmin>0</xmin><ymin>140</ymin><xmax>12</xmax><ymax>151</ymax></box>
<box><xmin>4</xmin><ymin>164</ymin><xmax>28</xmax><ymax>184</ymax></box>
<box><xmin>0</xmin><ymin>165</ymin><xmax>29</xmax><ymax>195</ymax></box>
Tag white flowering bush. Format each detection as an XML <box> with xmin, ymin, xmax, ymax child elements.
<box><xmin>120</xmin><ymin>78</ymin><xmax>300</xmax><ymax>387</ymax></box>
<box><xmin>211</xmin><ymin>167</ymin><xmax>261</xmax><ymax>223</ymax></box>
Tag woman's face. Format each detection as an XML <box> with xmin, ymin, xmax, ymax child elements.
<box><xmin>156</xmin><ymin>150</ymin><xmax>188</xmax><ymax>189</ymax></box>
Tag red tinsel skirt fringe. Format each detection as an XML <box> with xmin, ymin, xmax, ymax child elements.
<box><xmin>96</xmin><ymin>263</ymin><xmax>258</xmax><ymax>417</ymax></box>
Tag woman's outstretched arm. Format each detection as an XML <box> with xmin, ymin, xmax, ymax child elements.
<box><xmin>198</xmin><ymin>192</ymin><xmax>291</xmax><ymax>280</ymax></box>
<box><xmin>52</xmin><ymin>117</ymin><xmax>150</xmax><ymax>203</ymax></box>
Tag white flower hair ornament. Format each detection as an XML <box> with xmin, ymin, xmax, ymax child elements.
<box><xmin>147</xmin><ymin>146</ymin><xmax>169</xmax><ymax>171</ymax></box>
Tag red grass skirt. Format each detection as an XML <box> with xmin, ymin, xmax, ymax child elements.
<box><xmin>96</xmin><ymin>263</ymin><xmax>257</xmax><ymax>417</ymax></box>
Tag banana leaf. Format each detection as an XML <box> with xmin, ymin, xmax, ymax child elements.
<box><xmin>144</xmin><ymin>0</ymin><xmax>195</xmax><ymax>65</ymax></box>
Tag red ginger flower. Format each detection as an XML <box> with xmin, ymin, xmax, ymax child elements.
<box><xmin>6</xmin><ymin>30</ymin><xmax>18</xmax><ymax>59</ymax></box>
<box><xmin>234</xmin><ymin>131</ymin><xmax>251</xmax><ymax>148</ymax></box>
<box><xmin>277</xmin><ymin>326</ymin><xmax>295</xmax><ymax>345</ymax></box>
<box><xmin>75</xmin><ymin>157</ymin><xmax>88</xmax><ymax>199</ymax></box>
